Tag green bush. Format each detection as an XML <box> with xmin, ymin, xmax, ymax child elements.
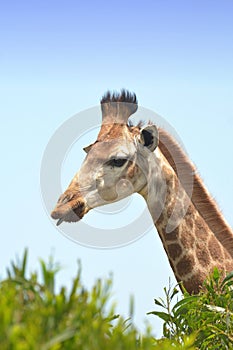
<box><xmin>0</xmin><ymin>250</ymin><xmax>195</xmax><ymax>350</ymax></box>
<box><xmin>2</xmin><ymin>250</ymin><xmax>233</xmax><ymax>349</ymax></box>
<box><xmin>149</xmin><ymin>268</ymin><xmax>233</xmax><ymax>349</ymax></box>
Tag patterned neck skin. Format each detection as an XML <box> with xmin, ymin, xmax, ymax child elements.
<box><xmin>140</xmin><ymin>147</ymin><xmax>233</xmax><ymax>294</ymax></box>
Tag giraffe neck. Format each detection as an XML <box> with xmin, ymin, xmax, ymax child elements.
<box><xmin>140</xmin><ymin>149</ymin><xmax>233</xmax><ymax>293</ymax></box>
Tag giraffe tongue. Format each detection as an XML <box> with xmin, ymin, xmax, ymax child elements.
<box><xmin>56</xmin><ymin>218</ymin><xmax>64</xmax><ymax>226</ymax></box>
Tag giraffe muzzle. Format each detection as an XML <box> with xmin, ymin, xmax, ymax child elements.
<box><xmin>51</xmin><ymin>189</ymin><xmax>88</xmax><ymax>226</ymax></box>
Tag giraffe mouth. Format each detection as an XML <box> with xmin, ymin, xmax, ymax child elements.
<box><xmin>51</xmin><ymin>190</ymin><xmax>88</xmax><ymax>226</ymax></box>
<box><xmin>51</xmin><ymin>204</ymin><xmax>85</xmax><ymax>226</ymax></box>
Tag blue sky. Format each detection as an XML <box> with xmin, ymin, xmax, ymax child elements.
<box><xmin>1</xmin><ymin>0</ymin><xmax>233</xmax><ymax>336</ymax></box>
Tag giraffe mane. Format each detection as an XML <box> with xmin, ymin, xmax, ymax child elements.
<box><xmin>128</xmin><ymin>119</ymin><xmax>145</xmax><ymax>128</ymax></box>
<box><xmin>158</xmin><ymin>128</ymin><xmax>233</xmax><ymax>258</ymax></box>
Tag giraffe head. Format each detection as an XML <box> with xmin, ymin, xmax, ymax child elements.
<box><xmin>51</xmin><ymin>90</ymin><xmax>159</xmax><ymax>226</ymax></box>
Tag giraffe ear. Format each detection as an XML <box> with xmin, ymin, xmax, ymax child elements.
<box><xmin>83</xmin><ymin>143</ymin><xmax>94</xmax><ymax>153</ymax></box>
<box><xmin>139</xmin><ymin>125</ymin><xmax>159</xmax><ymax>152</ymax></box>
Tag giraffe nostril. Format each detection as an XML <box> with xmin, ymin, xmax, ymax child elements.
<box><xmin>58</xmin><ymin>192</ymin><xmax>75</xmax><ymax>204</ymax></box>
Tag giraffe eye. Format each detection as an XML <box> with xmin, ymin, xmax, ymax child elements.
<box><xmin>108</xmin><ymin>158</ymin><xmax>128</xmax><ymax>167</ymax></box>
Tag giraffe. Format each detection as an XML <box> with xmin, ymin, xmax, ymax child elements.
<box><xmin>51</xmin><ymin>90</ymin><xmax>233</xmax><ymax>294</ymax></box>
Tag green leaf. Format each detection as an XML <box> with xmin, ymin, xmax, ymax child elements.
<box><xmin>21</xmin><ymin>248</ymin><xmax>28</xmax><ymax>278</ymax></box>
<box><xmin>147</xmin><ymin>311</ymin><xmax>173</xmax><ymax>323</ymax></box>
<box><xmin>171</xmin><ymin>287</ymin><xmax>179</xmax><ymax>300</ymax></box>
<box><xmin>172</xmin><ymin>295</ymin><xmax>199</xmax><ymax>313</ymax></box>
<box><xmin>41</xmin><ymin>328</ymin><xmax>76</xmax><ymax>350</ymax></box>
<box><xmin>212</xmin><ymin>267</ymin><xmax>220</xmax><ymax>281</ymax></box>
<box><xmin>153</xmin><ymin>298</ymin><xmax>165</xmax><ymax>308</ymax></box>
<box><xmin>221</xmin><ymin>270</ymin><xmax>233</xmax><ymax>288</ymax></box>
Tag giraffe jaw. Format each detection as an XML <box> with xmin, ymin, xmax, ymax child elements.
<box><xmin>56</xmin><ymin>208</ymin><xmax>82</xmax><ymax>226</ymax></box>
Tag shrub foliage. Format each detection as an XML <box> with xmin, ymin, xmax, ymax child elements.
<box><xmin>0</xmin><ymin>250</ymin><xmax>194</xmax><ymax>350</ymax></box>
<box><xmin>149</xmin><ymin>268</ymin><xmax>233</xmax><ymax>349</ymax></box>
<box><xmin>1</xmin><ymin>250</ymin><xmax>233</xmax><ymax>349</ymax></box>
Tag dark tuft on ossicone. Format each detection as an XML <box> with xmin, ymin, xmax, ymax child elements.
<box><xmin>101</xmin><ymin>89</ymin><xmax>138</xmax><ymax>105</ymax></box>
<box><xmin>100</xmin><ymin>89</ymin><xmax>138</xmax><ymax>121</ymax></box>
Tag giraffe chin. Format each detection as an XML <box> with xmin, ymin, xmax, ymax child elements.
<box><xmin>55</xmin><ymin>209</ymin><xmax>84</xmax><ymax>226</ymax></box>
